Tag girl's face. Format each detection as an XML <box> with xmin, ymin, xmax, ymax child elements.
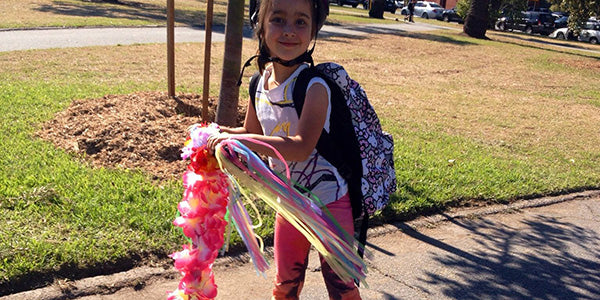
<box><xmin>262</xmin><ymin>0</ymin><xmax>313</xmax><ymax>63</ymax></box>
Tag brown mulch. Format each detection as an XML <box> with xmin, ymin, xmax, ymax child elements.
<box><xmin>37</xmin><ymin>92</ymin><xmax>245</xmax><ymax>181</ymax></box>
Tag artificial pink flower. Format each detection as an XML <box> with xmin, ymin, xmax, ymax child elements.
<box><xmin>170</xmin><ymin>245</ymin><xmax>214</xmax><ymax>273</ymax></box>
<box><xmin>179</xmin><ymin>268</ymin><xmax>218</xmax><ymax>299</ymax></box>
<box><xmin>181</xmin><ymin>123</ymin><xmax>220</xmax><ymax>160</ymax></box>
<box><xmin>173</xmin><ymin>215</ymin><xmax>203</xmax><ymax>239</ymax></box>
<box><xmin>166</xmin><ymin>288</ymin><xmax>189</xmax><ymax>300</ymax></box>
<box><xmin>182</xmin><ymin>171</ymin><xmax>203</xmax><ymax>189</ymax></box>
<box><xmin>188</xmin><ymin>147</ymin><xmax>221</xmax><ymax>174</ymax></box>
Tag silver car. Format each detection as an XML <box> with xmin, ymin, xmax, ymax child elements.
<box><xmin>401</xmin><ymin>1</ymin><xmax>444</xmax><ymax>19</ymax></box>
<box><xmin>550</xmin><ymin>20</ymin><xmax>600</xmax><ymax>44</ymax></box>
<box><xmin>579</xmin><ymin>21</ymin><xmax>600</xmax><ymax>44</ymax></box>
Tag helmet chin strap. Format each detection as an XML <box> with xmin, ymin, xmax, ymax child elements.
<box><xmin>237</xmin><ymin>40</ymin><xmax>317</xmax><ymax>86</ymax></box>
<box><xmin>268</xmin><ymin>45</ymin><xmax>315</xmax><ymax>67</ymax></box>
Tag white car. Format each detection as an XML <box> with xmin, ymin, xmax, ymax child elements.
<box><xmin>550</xmin><ymin>20</ymin><xmax>600</xmax><ymax>44</ymax></box>
<box><xmin>549</xmin><ymin>27</ymin><xmax>573</xmax><ymax>40</ymax></box>
<box><xmin>401</xmin><ymin>1</ymin><xmax>444</xmax><ymax>19</ymax></box>
<box><xmin>579</xmin><ymin>21</ymin><xmax>600</xmax><ymax>44</ymax></box>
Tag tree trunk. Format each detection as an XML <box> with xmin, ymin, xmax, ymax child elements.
<box><xmin>216</xmin><ymin>0</ymin><xmax>244</xmax><ymax>126</ymax></box>
<box><xmin>369</xmin><ymin>0</ymin><xmax>385</xmax><ymax>19</ymax></box>
<box><xmin>463</xmin><ymin>0</ymin><xmax>489</xmax><ymax>39</ymax></box>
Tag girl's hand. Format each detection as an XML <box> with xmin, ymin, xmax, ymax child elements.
<box><xmin>207</xmin><ymin>132</ymin><xmax>230</xmax><ymax>154</ymax></box>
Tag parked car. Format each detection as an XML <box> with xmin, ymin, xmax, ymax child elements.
<box><xmin>579</xmin><ymin>20</ymin><xmax>600</xmax><ymax>44</ymax></box>
<box><xmin>361</xmin><ymin>0</ymin><xmax>398</xmax><ymax>14</ymax></box>
<box><xmin>401</xmin><ymin>1</ymin><xmax>444</xmax><ymax>19</ymax></box>
<box><xmin>395</xmin><ymin>0</ymin><xmax>404</xmax><ymax>9</ymax></box>
<box><xmin>495</xmin><ymin>11</ymin><xmax>555</xmax><ymax>35</ymax></box>
<box><xmin>549</xmin><ymin>20</ymin><xmax>600</xmax><ymax>44</ymax></box>
<box><xmin>383</xmin><ymin>0</ymin><xmax>398</xmax><ymax>14</ymax></box>
<box><xmin>549</xmin><ymin>27</ymin><xmax>576</xmax><ymax>40</ymax></box>
<box><xmin>554</xmin><ymin>15</ymin><xmax>568</xmax><ymax>28</ymax></box>
<box><xmin>330</xmin><ymin>0</ymin><xmax>361</xmax><ymax>8</ymax></box>
<box><xmin>440</xmin><ymin>7</ymin><xmax>463</xmax><ymax>23</ymax></box>
<box><xmin>551</xmin><ymin>11</ymin><xmax>568</xmax><ymax>19</ymax></box>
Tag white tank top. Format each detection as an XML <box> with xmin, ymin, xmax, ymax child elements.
<box><xmin>254</xmin><ymin>64</ymin><xmax>348</xmax><ymax>205</ymax></box>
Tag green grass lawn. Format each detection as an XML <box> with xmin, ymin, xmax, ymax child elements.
<box><xmin>2</xmin><ymin>0</ymin><xmax>600</xmax><ymax>295</ymax></box>
<box><xmin>0</xmin><ymin>69</ymin><xmax>179</xmax><ymax>290</ymax></box>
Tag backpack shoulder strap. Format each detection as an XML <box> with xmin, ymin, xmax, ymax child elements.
<box><xmin>248</xmin><ymin>71</ymin><xmax>261</xmax><ymax>110</ymax></box>
<box><xmin>291</xmin><ymin>66</ymin><xmax>319</xmax><ymax>117</ymax></box>
<box><xmin>292</xmin><ymin>67</ymin><xmax>350</xmax><ymax>177</ymax></box>
<box><xmin>295</xmin><ymin>64</ymin><xmax>369</xmax><ymax>261</ymax></box>
<box><xmin>293</xmin><ymin>65</ymin><xmax>362</xmax><ymax>215</ymax></box>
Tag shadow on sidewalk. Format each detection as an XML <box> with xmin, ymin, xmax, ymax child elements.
<box><xmin>393</xmin><ymin>214</ymin><xmax>600</xmax><ymax>299</ymax></box>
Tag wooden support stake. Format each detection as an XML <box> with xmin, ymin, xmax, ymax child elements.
<box><xmin>167</xmin><ymin>0</ymin><xmax>175</xmax><ymax>97</ymax></box>
<box><xmin>202</xmin><ymin>0</ymin><xmax>214</xmax><ymax>121</ymax></box>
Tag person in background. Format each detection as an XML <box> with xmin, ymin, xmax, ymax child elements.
<box><xmin>407</xmin><ymin>0</ymin><xmax>416</xmax><ymax>22</ymax></box>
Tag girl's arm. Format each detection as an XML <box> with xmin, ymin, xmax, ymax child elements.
<box><xmin>209</xmin><ymin>83</ymin><xmax>328</xmax><ymax>162</ymax></box>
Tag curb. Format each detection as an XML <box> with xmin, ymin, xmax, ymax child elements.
<box><xmin>0</xmin><ymin>266</ymin><xmax>177</xmax><ymax>300</ymax></box>
<box><xmin>3</xmin><ymin>189</ymin><xmax>599</xmax><ymax>300</ymax></box>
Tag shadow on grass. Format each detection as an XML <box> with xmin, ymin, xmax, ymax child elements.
<box><xmin>34</xmin><ymin>0</ymin><xmax>227</xmax><ymax>27</ymax></box>
<box><xmin>390</xmin><ymin>214</ymin><xmax>600</xmax><ymax>299</ymax></box>
<box><xmin>320</xmin><ymin>23</ymin><xmax>477</xmax><ymax>46</ymax></box>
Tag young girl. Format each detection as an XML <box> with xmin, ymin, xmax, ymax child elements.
<box><xmin>207</xmin><ymin>0</ymin><xmax>362</xmax><ymax>299</ymax></box>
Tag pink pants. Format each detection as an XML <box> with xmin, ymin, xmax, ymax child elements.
<box><xmin>272</xmin><ymin>194</ymin><xmax>362</xmax><ymax>300</ymax></box>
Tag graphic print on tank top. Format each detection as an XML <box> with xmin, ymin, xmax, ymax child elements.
<box><xmin>255</xmin><ymin>65</ymin><xmax>348</xmax><ymax>204</ymax></box>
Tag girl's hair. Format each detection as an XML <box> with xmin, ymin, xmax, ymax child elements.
<box><xmin>253</xmin><ymin>0</ymin><xmax>328</xmax><ymax>72</ymax></box>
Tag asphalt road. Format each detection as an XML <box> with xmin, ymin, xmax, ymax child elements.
<box><xmin>0</xmin><ymin>26</ymin><xmax>227</xmax><ymax>52</ymax></box>
<box><xmin>0</xmin><ymin>22</ymin><xmax>450</xmax><ymax>52</ymax></box>
<box><xmin>3</xmin><ymin>22</ymin><xmax>598</xmax><ymax>55</ymax></box>
<box><xmin>5</xmin><ymin>191</ymin><xmax>600</xmax><ymax>300</ymax></box>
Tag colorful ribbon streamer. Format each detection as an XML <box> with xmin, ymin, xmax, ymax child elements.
<box><xmin>215</xmin><ymin>138</ymin><xmax>367</xmax><ymax>285</ymax></box>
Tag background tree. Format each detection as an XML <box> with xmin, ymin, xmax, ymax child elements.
<box><xmin>369</xmin><ymin>0</ymin><xmax>386</xmax><ymax>19</ymax></box>
<box><xmin>463</xmin><ymin>0</ymin><xmax>491</xmax><ymax>38</ymax></box>
<box><xmin>216</xmin><ymin>0</ymin><xmax>244</xmax><ymax>126</ymax></box>
<box><xmin>457</xmin><ymin>0</ymin><xmax>526</xmax><ymax>37</ymax></box>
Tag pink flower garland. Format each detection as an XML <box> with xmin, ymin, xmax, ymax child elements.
<box><xmin>168</xmin><ymin>124</ymin><xmax>227</xmax><ymax>300</ymax></box>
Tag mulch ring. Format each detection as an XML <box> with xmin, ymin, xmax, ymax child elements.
<box><xmin>37</xmin><ymin>91</ymin><xmax>245</xmax><ymax>181</ymax></box>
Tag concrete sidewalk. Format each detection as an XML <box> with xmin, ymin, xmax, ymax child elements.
<box><xmin>6</xmin><ymin>191</ymin><xmax>600</xmax><ymax>300</ymax></box>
